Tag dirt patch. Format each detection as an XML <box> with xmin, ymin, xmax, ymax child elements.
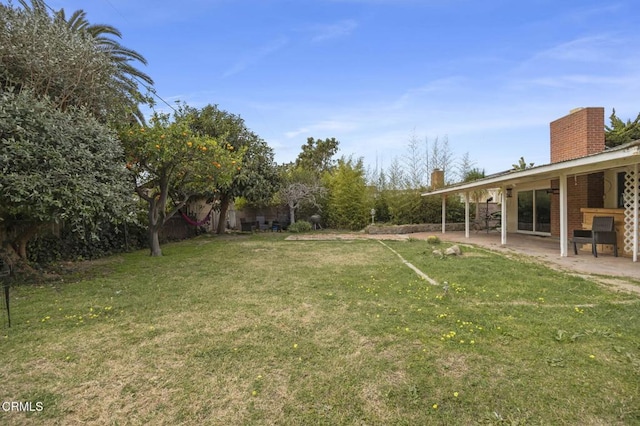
<box><xmin>436</xmin><ymin>353</ymin><xmax>470</xmax><ymax>380</ymax></box>
<box><xmin>572</xmin><ymin>275</ymin><xmax>640</xmax><ymax>295</ymax></box>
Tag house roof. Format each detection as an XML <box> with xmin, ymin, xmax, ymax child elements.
<box><xmin>422</xmin><ymin>140</ymin><xmax>640</xmax><ymax>197</ymax></box>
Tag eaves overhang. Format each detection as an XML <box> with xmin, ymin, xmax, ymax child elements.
<box><xmin>422</xmin><ymin>141</ymin><xmax>640</xmax><ymax>197</ymax></box>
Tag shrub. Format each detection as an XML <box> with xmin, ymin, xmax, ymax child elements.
<box><xmin>288</xmin><ymin>220</ymin><xmax>312</xmax><ymax>233</ymax></box>
<box><xmin>27</xmin><ymin>221</ymin><xmax>147</xmax><ymax>264</ymax></box>
<box><xmin>426</xmin><ymin>235</ymin><xmax>441</xmax><ymax>244</ymax></box>
<box><xmin>380</xmin><ymin>191</ymin><xmax>465</xmax><ymax>225</ymax></box>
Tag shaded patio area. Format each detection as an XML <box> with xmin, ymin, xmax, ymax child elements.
<box><xmin>418</xmin><ymin>231</ymin><xmax>640</xmax><ymax>284</ymax></box>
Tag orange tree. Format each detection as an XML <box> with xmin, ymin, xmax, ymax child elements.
<box><xmin>183</xmin><ymin>104</ymin><xmax>280</xmax><ymax>234</ymax></box>
<box><xmin>119</xmin><ymin>112</ymin><xmax>244</xmax><ymax>256</ymax></box>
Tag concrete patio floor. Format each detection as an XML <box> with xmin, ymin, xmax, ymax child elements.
<box><xmin>414</xmin><ymin>231</ymin><xmax>640</xmax><ymax>290</ymax></box>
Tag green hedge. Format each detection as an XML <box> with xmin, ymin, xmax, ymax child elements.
<box><xmin>27</xmin><ymin>221</ymin><xmax>147</xmax><ymax>263</ymax></box>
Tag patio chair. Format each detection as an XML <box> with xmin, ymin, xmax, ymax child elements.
<box><xmin>240</xmin><ymin>220</ymin><xmax>254</xmax><ymax>232</ymax></box>
<box><xmin>572</xmin><ymin>216</ymin><xmax>618</xmax><ymax>257</ymax></box>
<box><xmin>256</xmin><ymin>216</ymin><xmax>269</xmax><ymax>231</ymax></box>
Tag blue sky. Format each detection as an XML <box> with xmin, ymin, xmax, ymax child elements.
<box><xmin>46</xmin><ymin>0</ymin><xmax>640</xmax><ymax>176</ymax></box>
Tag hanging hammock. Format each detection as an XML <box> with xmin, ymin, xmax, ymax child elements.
<box><xmin>180</xmin><ymin>206</ymin><xmax>214</xmax><ymax>227</ymax></box>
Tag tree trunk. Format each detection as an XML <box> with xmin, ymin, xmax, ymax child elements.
<box><xmin>289</xmin><ymin>202</ymin><xmax>296</xmax><ymax>224</ymax></box>
<box><xmin>2</xmin><ymin>240</ymin><xmax>37</xmax><ymax>278</ymax></box>
<box><xmin>148</xmin><ymin>196</ymin><xmax>163</xmax><ymax>257</ymax></box>
<box><xmin>216</xmin><ymin>194</ymin><xmax>231</xmax><ymax>234</ymax></box>
<box><xmin>139</xmin><ymin>173</ymin><xmax>189</xmax><ymax>257</ymax></box>
<box><xmin>1</xmin><ymin>242</ymin><xmax>21</xmax><ymax>272</ymax></box>
<box><xmin>13</xmin><ymin>223</ymin><xmax>43</xmax><ymax>260</ymax></box>
<box><xmin>149</xmin><ymin>225</ymin><xmax>162</xmax><ymax>257</ymax></box>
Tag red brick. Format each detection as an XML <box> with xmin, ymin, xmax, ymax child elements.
<box><xmin>550</xmin><ymin>107</ymin><xmax>604</xmax><ymax>163</ymax></box>
<box><xmin>548</xmin><ymin>108</ymin><xmax>605</xmax><ymax>237</ymax></box>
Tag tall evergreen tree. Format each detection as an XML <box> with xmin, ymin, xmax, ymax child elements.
<box><xmin>605</xmin><ymin>109</ymin><xmax>640</xmax><ymax>148</ymax></box>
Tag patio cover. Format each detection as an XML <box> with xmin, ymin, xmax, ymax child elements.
<box><xmin>421</xmin><ymin>140</ymin><xmax>640</xmax><ymax>261</ymax></box>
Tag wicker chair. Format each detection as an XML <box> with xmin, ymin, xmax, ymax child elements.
<box><xmin>572</xmin><ymin>216</ymin><xmax>618</xmax><ymax>257</ymax></box>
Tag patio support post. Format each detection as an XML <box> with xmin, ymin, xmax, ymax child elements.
<box><xmin>464</xmin><ymin>192</ymin><xmax>470</xmax><ymax>238</ymax></box>
<box><xmin>634</xmin><ymin>164</ymin><xmax>639</xmax><ymax>262</ymax></box>
<box><xmin>442</xmin><ymin>195</ymin><xmax>446</xmax><ymax>234</ymax></box>
<box><xmin>501</xmin><ymin>187</ymin><xmax>507</xmax><ymax>245</ymax></box>
<box><xmin>559</xmin><ymin>174</ymin><xmax>568</xmax><ymax>257</ymax></box>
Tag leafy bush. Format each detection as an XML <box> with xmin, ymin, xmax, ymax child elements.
<box><xmin>0</xmin><ymin>89</ymin><xmax>134</xmax><ymax>261</ymax></box>
<box><xmin>27</xmin><ymin>221</ymin><xmax>147</xmax><ymax>264</ymax></box>
<box><xmin>426</xmin><ymin>235</ymin><xmax>441</xmax><ymax>244</ymax></box>
<box><xmin>288</xmin><ymin>220</ymin><xmax>312</xmax><ymax>233</ymax></box>
<box><xmin>374</xmin><ymin>191</ymin><xmax>465</xmax><ymax>225</ymax></box>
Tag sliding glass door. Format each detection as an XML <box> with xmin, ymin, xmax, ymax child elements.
<box><xmin>517</xmin><ymin>189</ymin><xmax>551</xmax><ymax>234</ymax></box>
<box><xmin>534</xmin><ymin>190</ymin><xmax>551</xmax><ymax>233</ymax></box>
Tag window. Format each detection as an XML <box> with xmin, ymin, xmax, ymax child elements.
<box><xmin>517</xmin><ymin>189</ymin><xmax>551</xmax><ymax>234</ymax></box>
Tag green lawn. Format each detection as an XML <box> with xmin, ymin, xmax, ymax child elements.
<box><xmin>2</xmin><ymin>234</ymin><xmax>639</xmax><ymax>425</ymax></box>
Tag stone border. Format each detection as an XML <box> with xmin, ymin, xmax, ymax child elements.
<box><xmin>365</xmin><ymin>223</ymin><xmax>465</xmax><ymax>235</ymax></box>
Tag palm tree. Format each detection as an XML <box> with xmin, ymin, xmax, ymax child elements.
<box><xmin>18</xmin><ymin>0</ymin><xmax>154</xmax><ymax>123</ymax></box>
<box><xmin>58</xmin><ymin>9</ymin><xmax>154</xmax><ymax>85</ymax></box>
<box><xmin>56</xmin><ymin>7</ymin><xmax>154</xmax><ymax>124</ymax></box>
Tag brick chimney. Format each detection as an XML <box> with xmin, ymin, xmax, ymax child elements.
<box><xmin>550</xmin><ymin>107</ymin><xmax>605</xmax><ymax>163</ymax></box>
<box><xmin>431</xmin><ymin>169</ymin><xmax>444</xmax><ymax>189</ymax></box>
<box><xmin>549</xmin><ymin>107</ymin><xmax>605</xmax><ymax>237</ymax></box>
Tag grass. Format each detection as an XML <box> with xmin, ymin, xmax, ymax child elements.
<box><xmin>1</xmin><ymin>233</ymin><xmax>639</xmax><ymax>425</ymax></box>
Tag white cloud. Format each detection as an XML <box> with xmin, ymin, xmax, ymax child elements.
<box><xmin>310</xmin><ymin>19</ymin><xmax>358</xmax><ymax>42</ymax></box>
<box><xmin>519</xmin><ymin>34</ymin><xmax>620</xmax><ymax>70</ymax></box>
<box><xmin>284</xmin><ymin>119</ymin><xmax>358</xmax><ymax>139</ymax></box>
<box><xmin>391</xmin><ymin>76</ymin><xmax>468</xmax><ymax>109</ymax></box>
<box><xmin>527</xmin><ymin>74</ymin><xmax>635</xmax><ymax>89</ymax></box>
<box><xmin>222</xmin><ymin>37</ymin><xmax>289</xmax><ymax>78</ymax></box>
